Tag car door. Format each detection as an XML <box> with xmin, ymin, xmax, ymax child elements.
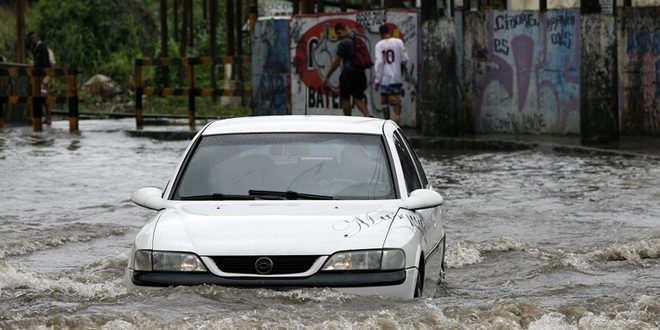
<box><xmin>392</xmin><ymin>129</ymin><xmax>444</xmax><ymax>257</ymax></box>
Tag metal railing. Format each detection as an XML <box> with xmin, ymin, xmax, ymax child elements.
<box><xmin>0</xmin><ymin>65</ymin><xmax>79</xmax><ymax>132</ymax></box>
<box><xmin>134</xmin><ymin>56</ymin><xmax>251</xmax><ymax>129</ymax></box>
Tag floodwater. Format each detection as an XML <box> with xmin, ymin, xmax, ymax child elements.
<box><xmin>1</xmin><ymin>119</ymin><xmax>659</xmax><ymax>329</ymax></box>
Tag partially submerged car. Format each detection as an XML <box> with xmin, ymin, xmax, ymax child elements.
<box><xmin>127</xmin><ymin>115</ymin><xmax>446</xmax><ymax>299</ymax></box>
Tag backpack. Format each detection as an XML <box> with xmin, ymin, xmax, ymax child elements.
<box><xmin>352</xmin><ymin>37</ymin><xmax>373</xmax><ymax>70</ymax></box>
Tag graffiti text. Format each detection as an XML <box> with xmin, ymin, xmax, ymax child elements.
<box><xmin>494</xmin><ymin>13</ymin><xmax>539</xmax><ymax>31</ymax></box>
<box><xmin>307</xmin><ymin>88</ymin><xmax>340</xmax><ymax>110</ymax></box>
<box><xmin>355</xmin><ymin>10</ymin><xmax>386</xmax><ymax>31</ymax></box>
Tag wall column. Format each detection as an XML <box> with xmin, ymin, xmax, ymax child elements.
<box><xmin>420</xmin><ymin>1</ymin><xmax>460</xmax><ymax>136</ymax></box>
<box><xmin>580</xmin><ymin>0</ymin><xmax>619</xmax><ymax>143</ymax></box>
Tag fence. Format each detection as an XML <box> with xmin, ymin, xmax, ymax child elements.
<box><xmin>134</xmin><ymin>56</ymin><xmax>251</xmax><ymax>129</ymax></box>
<box><xmin>0</xmin><ymin>66</ymin><xmax>79</xmax><ymax>132</ymax></box>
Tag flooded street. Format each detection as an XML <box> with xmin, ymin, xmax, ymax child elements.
<box><xmin>1</xmin><ymin>119</ymin><xmax>659</xmax><ymax>329</ymax></box>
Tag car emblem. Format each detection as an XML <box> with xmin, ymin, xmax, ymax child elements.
<box><xmin>254</xmin><ymin>257</ymin><xmax>274</xmax><ymax>274</ymax></box>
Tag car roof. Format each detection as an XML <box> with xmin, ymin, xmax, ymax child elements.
<box><xmin>202</xmin><ymin>115</ymin><xmax>388</xmax><ymax>135</ymax></box>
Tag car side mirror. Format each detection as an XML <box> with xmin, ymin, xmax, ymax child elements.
<box><xmin>404</xmin><ymin>189</ymin><xmax>444</xmax><ymax>210</ymax></box>
<box><xmin>131</xmin><ymin>187</ymin><xmax>167</xmax><ymax>210</ymax></box>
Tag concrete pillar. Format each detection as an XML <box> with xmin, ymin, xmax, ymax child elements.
<box><xmin>580</xmin><ymin>1</ymin><xmax>619</xmax><ymax>143</ymax></box>
<box><xmin>420</xmin><ymin>1</ymin><xmax>460</xmax><ymax>136</ymax></box>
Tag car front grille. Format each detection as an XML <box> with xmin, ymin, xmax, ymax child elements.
<box><xmin>210</xmin><ymin>256</ymin><xmax>320</xmax><ymax>275</ymax></box>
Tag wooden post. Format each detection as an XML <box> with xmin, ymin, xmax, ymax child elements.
<box><xmin>31</xmin><ymin>73</ymin><xmax>42</xmax><ymax>132</ymax></box>
<box><xmin>135</xmin><ymin>61</ymin><xmax>144</xmax><ymax>129</ymax></box>
<box><xmin>179</xmin><ymin>0</ymin><xmax>190</xmax><ymax>85</ymax></box>
<box><xmin>160</xmin><ymin>0</ymin><xmax>169</xmax><ymax>86</ymax></box>
<box><xmin>16</xmin><ymin>0</ymin><xmax>26</xmax><ymax>63</ymax></box>
<box><xmin>249</xmin><ymin>0</ymin><xmax>257</xmax><ymax>115</ymax></box>
<box><xmin>210</xmin><ymin>0</ymin><xmax>218</xmax><ymax>101</ymax></box>
<box><xmin>226</xmin><ymin>0</ymin><xmax>235</xmax><ymax>57</ymax></box>
<box><xmin>236</xmin><ymin>1</ymin><xmax>244</xmax><ymax>105</ymax></box>
<box><xmin>67</xmin><ymin>71</ymin><xmax>79</xmax><ymax>133</ymax></box>
<box><xmin>173</xmin><ymin>0</ymin><xmax>179</xmax><ymax>42</ymax></box>
<box><xmin>203</xmin><ymin>0</ymin><xmax>207</xmax><ymax>20</ymax></box>
<box><xmin>226</xmin><ymin>0</ymin><xmax>235</xmax><ymax>82</ymax></box>
<box><xmin>236</xmin><ymin>2</ymin><xmax>242</xmax><ymax>57</ymax></box>
<box><xmin>187</xmin><ymin>58</ymin><xmax>196</xmax><ymax>129</ymax></box>
<box><xmin>188</xmin><ymin>0</ymin><xmax>194</xmax><ymax>49</ymax></box>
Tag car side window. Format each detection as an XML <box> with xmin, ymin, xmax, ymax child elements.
<box><xmin>393</xmin><ymin>131</ymin><xmax>422</xmax><ymax>195</ymax></box>
<box><xmin>398</xmin><ymin>130</ymin><xmax>429</xmax><ymax>188</ymax></box>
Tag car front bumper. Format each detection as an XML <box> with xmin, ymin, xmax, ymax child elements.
<box><xmin>128</xmin><ymin>267</ymin><xmax>418</xmax><ymax>298</ymax></box>
<box><xmin>131</xmin><ymin>269</ymin><xmax>406</xmax><ymax>287</ymax></box>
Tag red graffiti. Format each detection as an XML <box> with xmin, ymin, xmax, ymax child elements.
<box><xmin>293</xmin><ymin>19</ymin><xmax>404</xmax><ymax>95</ymax></box>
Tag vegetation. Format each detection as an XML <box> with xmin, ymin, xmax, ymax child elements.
<box><xmin>0</xmin><ymin>0</ymin><xmax>247</xmax><ymax>118</ymax></box>
<box><xmin>1</xmin><ymin>0</ymin><xmax>379</xmax><ymax>118</ymax></box>
<box><xmin>33</xmin><ymin>0</ymin><xmax>156</xmax><ymax>84</ymax></box>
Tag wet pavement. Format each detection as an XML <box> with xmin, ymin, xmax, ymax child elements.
<box><xmin>0</xmin><ymin>118</ymin><xmax>659</xmax><ymax>329</ymax></box>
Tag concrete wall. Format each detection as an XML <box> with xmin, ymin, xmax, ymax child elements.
<box><xmin>420</xmin><ymin>17</ymin><xmax>459</xmax><ymax>135</ymax></box>
<box><xmin>288</xmin><ymin>10</ymin><xmax>421</xmax><ymax>126</ymax></box>
<box><xmin>420</xmin><ymin>5</ymin><xmax>659</xmax><ymax>137</ymax></box>
<box><xmin>252</xmin><ymin>18</ymin><xmax>291</xmax><ymax>116</ymax></box>
<box><xmin>250</xmin><ymin>6</ymin><xmax>659</xmax><ymax>137</ymax></box>
<box><xmin>460</xmin><ymin>9</ymin><xmax>581</xmax><ymax>134</ymax></box>
<box><xmin>580</xmin><ymin>12</ymin><xmax>619</xmax><ymax>143</ymax></box>
<box><xmin>620</xmin><ymin>7</ymin><xmax>660</xmax><ymax>134</ymax></box>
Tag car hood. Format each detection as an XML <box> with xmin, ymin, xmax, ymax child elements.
<box><xmin>152</xmin><ymin>201</ymin><xmax>403</xmax><ymax>256</ymax></box>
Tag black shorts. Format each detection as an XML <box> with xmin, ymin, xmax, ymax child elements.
<box><xmin>339</xmin><ymin>69</ymin><xmax>367</xmax><ymax>100</ymax></box>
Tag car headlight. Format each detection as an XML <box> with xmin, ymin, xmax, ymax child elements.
<box><xmin>132</xmin><ymin>250</ymin><xmax>208</xmax><ymax>272</ymax></box>
<box><xmin>321</xmin><ymin>249</ymin><xmax>405</xmax><ymax>271</ymax></box>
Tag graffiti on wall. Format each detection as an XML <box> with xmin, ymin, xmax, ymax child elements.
<box><xmin>624</xmin><ymin>26</ymin><xmax>660</xmax><ymax>133</ymax></box>
<box><xmin>253</xmin><ymin>19</ymin><xmax>291</xmax><ymax>115</ymax></box>
<box><xmin>289</xmin><ymin>10</ymin><xmax>420</xmax><ymax>126</ymax></box>
<box><xmin>478</xmin><ymin>9</ymin><xmax>580</xmax><ymax>134</ymax></box>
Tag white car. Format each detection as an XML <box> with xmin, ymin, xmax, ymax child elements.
<box><xmin>127</xmin><ymin>115</ymin><xmax>446</xmax><ymax>299</ymax></box>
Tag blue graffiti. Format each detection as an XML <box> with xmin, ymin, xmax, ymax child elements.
<box><xmin>627</xmin><ymin>27</ymin><xmax>660</xmax><ymax>57</ymax></box>
<box><xmin>253</xmin><ymin>19</ymin><xmax>291</xmax><ymax>115</ymax></box>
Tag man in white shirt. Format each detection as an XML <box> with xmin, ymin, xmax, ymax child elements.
<box><xmin>373</xmin><ymin>24</ymin><xmax>409</xmax><ymax>123</ymax></box>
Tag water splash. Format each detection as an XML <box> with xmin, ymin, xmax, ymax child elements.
<box><xmin>598</xmin><ymin>238</ymin><xmax>660</xmax><ymax>264</ymax></box>
<box><xmin>0</xmin><ymin>259</ymin><xmax>127</xmax><ymax>300</ymax></box>
<box><xmin>0</xmin><ymin>223</ymin><xmax>128</xmax><ymax>258</ymax></box>
<box><xmin>445</xmin><ymin>240</ymin><xmax>483</xmax><ymax>268</ymax></box>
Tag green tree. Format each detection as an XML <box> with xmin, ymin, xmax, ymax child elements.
<box><xmin>33</xmin><ymin>0</ymin><xmax>157</xmax><ymax>85</ymax></box>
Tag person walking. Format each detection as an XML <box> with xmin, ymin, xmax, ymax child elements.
<box><xmin>28</xmin><ymin>32</ymin><xmax>53</xmax><ymax>125</ymax></box>
<box><xmin>322</xmin><ymin>23</ymin><xmax>370</xmax><ymax>117</ymax></box>
<box><xmin>373</xmin><ymin>24</ymin><xmax>409</xmax><ymax>124</ymax></box>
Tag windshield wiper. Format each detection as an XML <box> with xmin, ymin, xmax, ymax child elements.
<box><xmin>179</xmin><ymin>193</ymin><xmax>256</xmax><ymax>201</ymax></box>
<box><xmin>248</xmin><ymin>189</ymin><xmax>334</xmax><ymax>200</ymax></box>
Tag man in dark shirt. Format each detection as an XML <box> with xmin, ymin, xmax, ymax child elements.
<box><xmin>29</xmin><ymin>32</ymin><xmax>51</xmax><ymax>68</ymax></box>
<box><xmin>322</xmin><ymin>23</ymin><xmax>370</xmax><ymax>117</ymax></box>
<box><xmin>28</xmin><ymin>32</ymin><xmax>52</xmax><ymax>125</ymax></box>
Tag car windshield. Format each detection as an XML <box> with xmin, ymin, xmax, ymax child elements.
<box><xmin>172</xmin><ymin>133</ymin><xmax>396</xmax><ymax>200</ymax></box>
